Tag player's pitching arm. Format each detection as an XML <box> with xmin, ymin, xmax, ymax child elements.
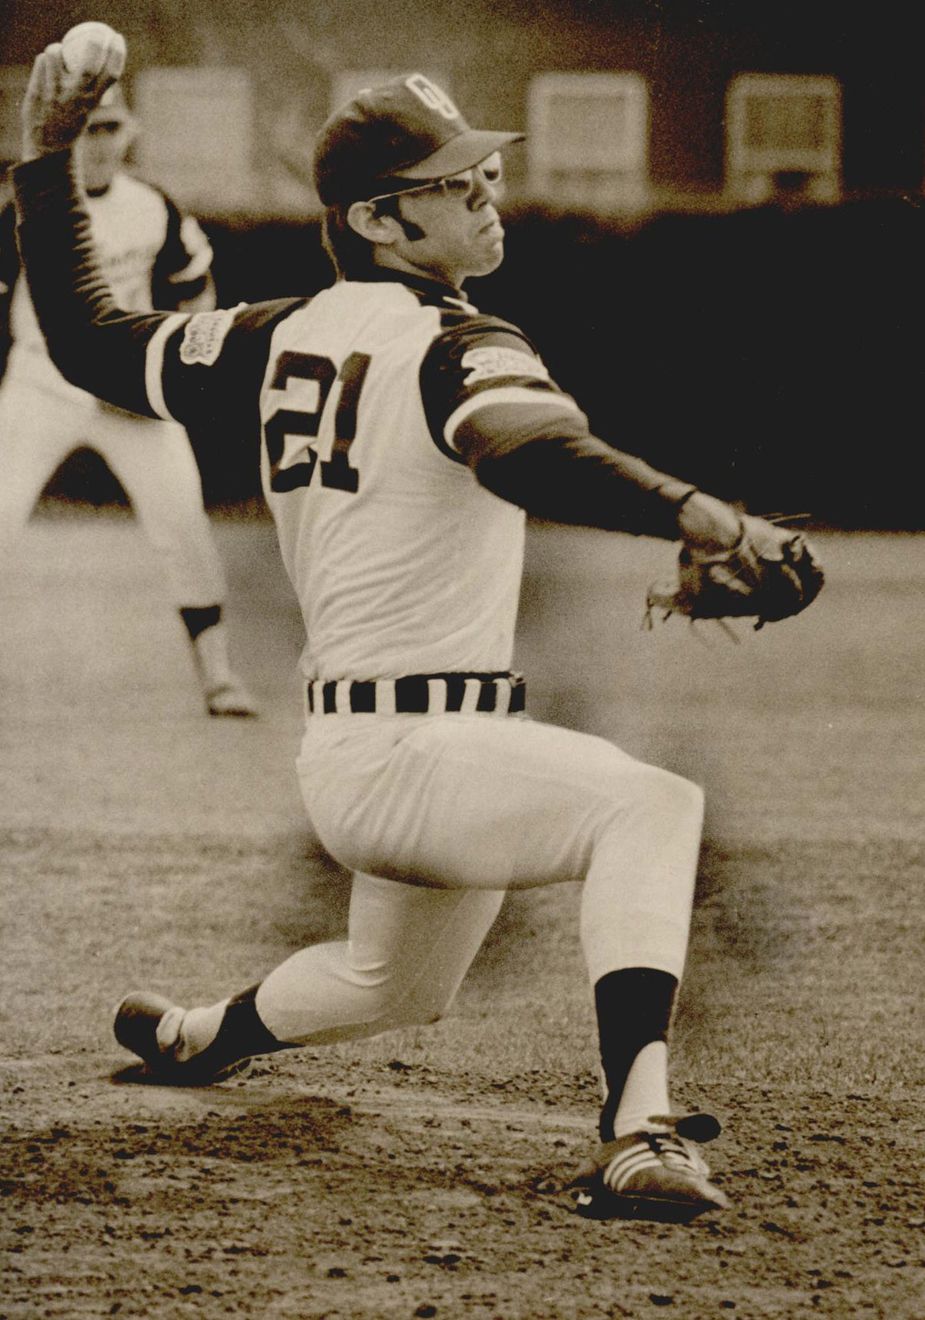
<box><xmin>421</xmin><ymin>322</ymin><xmax>744</xmax><ymax>553</ymax></box>
<box><xmin>13</xmin><ymin>42</ymin><xmax>293</xmax><ymax>437</ymax></box>
<box><xmin>428</xmin><ymin>333</ymin><xmax>829</xmax><ymax>624</ymax></box>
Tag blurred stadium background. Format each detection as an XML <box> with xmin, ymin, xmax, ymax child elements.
<box><xmin>1</xmin><ymin>0</ymin><xmax>921</xmax><ymax>526</ymax></box>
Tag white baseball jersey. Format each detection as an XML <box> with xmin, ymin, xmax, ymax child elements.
<box><xmin>242</xmin><ymin>277</ymin><xmax>582</xmax><ymax>679</ymax></box>
<box><xmin>260</xmin><ymin>280</ymin><xmax>537</xmax><ymax>678</ymax></box>
<box><xmin>53</xmin><ymin>267</ymin><xmax>586</xmax><ymax>682</ymax></box>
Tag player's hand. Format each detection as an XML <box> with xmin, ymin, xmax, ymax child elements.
<box><xmin>647</xmin><ymin>508</ymin><xmax>824</xmax><ymax>631</ymax></box>
<box><xmin>676</xmin><ymin>491</ymin><xmax>743</xmax><ymax>553</ymax></box>
<box><xmin>20</xmin><ymin>41</ymin><xmax>125</xmax><ymax>161</ymax></box>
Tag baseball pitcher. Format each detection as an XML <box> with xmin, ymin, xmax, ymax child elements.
<box><xmin>13</xmin><ymin>35</ymin><xmax>823</xmax><ymax>1221</ymax></box>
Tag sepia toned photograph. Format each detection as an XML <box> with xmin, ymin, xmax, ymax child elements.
<box><xmin>1</xmin><ymin>2</ymin><xmax>921</xmax><ymax>1315</ymax></box>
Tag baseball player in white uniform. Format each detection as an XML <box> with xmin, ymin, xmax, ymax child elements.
<box><xmin>0</xmin><ymin>85</ymin><xmax>256</xmax><ymax>717</ymax></box>
<box><xmin>11</xmin><ymin>45</ymin><xmax>800</xmax><ymax>1221</ymax></box>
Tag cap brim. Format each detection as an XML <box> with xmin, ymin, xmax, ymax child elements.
<box><xmin>390</xmin><ymin>128</ymin><xmax>524</xmax><ymax>182</ymax></box>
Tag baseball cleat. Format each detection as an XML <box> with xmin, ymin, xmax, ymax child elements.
<box><xmin>113</xmin><ymin>992</ymin><xmax>250</xmax><ymax>1085</ymax></box>
<box><xmin>205</xmin><ymin>678</ymin><xmax>259</xmax><ymax>718</ymax></box>
<box><xmin>570</xmin><ymin>1112</ymin><xmax>729</xmax><ymax>1222</ymax></box>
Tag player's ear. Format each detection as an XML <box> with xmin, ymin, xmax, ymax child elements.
<box><xmin>346</xmin><ymin>199</ymin><xmax>398</xmax><ymax>247</ymax></box>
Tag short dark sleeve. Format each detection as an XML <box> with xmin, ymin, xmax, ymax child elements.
<box><xmin>419</xmin><ymin>311</ymin><xmax>583</xmax><ymax>462</ymax></box>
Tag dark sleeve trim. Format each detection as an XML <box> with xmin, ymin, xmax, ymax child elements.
<box><xmin>454</xmin><ymin>398</ymin><xmax>590</xmax><ymax>462</ymax></box>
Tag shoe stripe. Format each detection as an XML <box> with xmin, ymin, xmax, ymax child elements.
<box><xmin>604</xmin><ymin>1148</ymin><xmax>664</xmax><ymax>1192</ymax></box>
<box><xmin>602</xmin><ymin>1140</ymin><xmax>710</xmax><ymax>1194</ymax></box>
<box><xmin>603</xmin><ymin>1142</ymin><xmax>652</xmax><ymax>1180</ymax></box>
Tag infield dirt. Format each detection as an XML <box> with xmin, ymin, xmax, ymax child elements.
<box><xmin>2</xmin><ymin>514</ymin><xmax>923</xmax><ymax>1318</ymax></box>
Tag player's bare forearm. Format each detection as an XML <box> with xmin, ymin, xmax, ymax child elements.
<box><xmin>674</xmin><ymin>491</ymin><xmax>743</xmax><ymax>551</ymax></box>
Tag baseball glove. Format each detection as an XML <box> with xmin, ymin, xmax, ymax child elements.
<box><xmin>645</xmin><ymin>513</ymin><xmax>824</xmax><ymax>631</ymax></box>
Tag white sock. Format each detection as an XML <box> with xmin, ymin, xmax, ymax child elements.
<box><xmin>612</xmin><ymin>1040</ymin><xmax>672</xmax><ymax>1139</ymax></box>
<box><xmin>172</xmin><ymin>1001</ymin><xmax>228</xmax><ymax>1061</ymax></box>
<box><xmin>191</xmin><ymin>623</ymin><xmax>235</xmax><ymax>692</ymax></box>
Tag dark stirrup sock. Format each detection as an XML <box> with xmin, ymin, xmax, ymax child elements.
<box><xmin>594</xmin><ymin>967</ymin><xmax>678</xmax><ymax>1142</ymax></box>
<box><xmin>179</xmin><ymin>604</ymin><xmax>222</xmax><ymax>641</ymax></box>
<box><xmin>189</xmin><ymin>983</ymin><xmax>293</xmax><ymax>1073</ymax></box>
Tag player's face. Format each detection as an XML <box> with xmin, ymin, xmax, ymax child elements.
<box><xmin>76</xmin><ymin>118</ymin><xmax>132</xmax><ymax>192</ymax></box>
<box><xmin>382</xmin><ymin>154</ymin><xmax>507</xmax><ymax>285</ymax></box>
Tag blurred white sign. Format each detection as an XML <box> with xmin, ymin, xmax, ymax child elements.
<box><xmin>527</xmin><ymin>72</ymin><xmax>650</xmax><ymax>211</ymax></box>
<box><xmin>726</xmin><ymin>74</ymin><xmax>842</xmax><ymax>203</ymax></box>
<box><xmin>133</xmin><ymin>66</ymin><xmax>255</xmax><ymax>212</ymax></box>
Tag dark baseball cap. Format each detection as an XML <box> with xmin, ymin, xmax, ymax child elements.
<box><xmin>313</xmin><ymin>72</ymin><xmax>523</xmax><ymax>206</ymax></box>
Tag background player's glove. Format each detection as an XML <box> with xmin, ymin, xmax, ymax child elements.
<box><xmin>646</xmin><ymin>512</ymin><xmax>825</xmax><ymax>630</ymax></box>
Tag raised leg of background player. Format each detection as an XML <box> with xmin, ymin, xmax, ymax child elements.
<box><xmin>91</xmin><ymin>405</ymin><xmax>257</xmax><ymax>718</ymax></box>
<box><xmin>115</xmin><ymin>714</ymin><xmax>727</xmax><ymax>1218</ymax></box>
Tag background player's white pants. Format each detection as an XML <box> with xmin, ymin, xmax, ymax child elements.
<box><xmin>253</xmin><ymin>713</ymin><xmax>704</xmax><ymax>1046</ymax></box>
<box><xmin>0</xmin><ymin>375</ymin><xmax>226</xmax><ymax>607</ymax></box>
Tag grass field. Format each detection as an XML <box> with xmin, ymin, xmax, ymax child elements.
<box><xmin>1</xmin><ymin>509</ymin><xmax>923</xmax><ymax>1319</ymax></box>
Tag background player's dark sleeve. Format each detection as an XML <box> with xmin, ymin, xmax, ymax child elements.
<box><xmin>151</xmin><ymin>192</ymin><xmax>213</xmax><ymax>310</ymax></box>
<box><xmin>421</xmin><ymin>318</ymin><xmax>695</xmax><ymax>540</ymax></box>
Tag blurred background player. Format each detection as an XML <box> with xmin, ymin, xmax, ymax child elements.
<box><xmin>0</xmin><ymin>84</ymin><xmax>257</xmax><ymax>717</ymax></box>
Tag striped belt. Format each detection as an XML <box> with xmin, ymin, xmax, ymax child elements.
<box><xmin>306</xmin><ymin>672</ymin><xmax>526</xmax><ymax>716</ymax></box>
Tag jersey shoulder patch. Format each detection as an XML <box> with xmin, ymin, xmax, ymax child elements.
<box><xmin>460</xmin><ymin>343</ymin><xmax>551</xmax><ymax>386</ymax></box>
<box><xmin>179</xmin><ymin>304</ymin><xmax>243</xmax><ymax>366</ymax></box>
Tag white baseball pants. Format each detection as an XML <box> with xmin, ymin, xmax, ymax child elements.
<box><xmin>254</xmin><ymin>712</ymin><xmax>704</xmax><ymax>1045</ymax></box>
<box><xmin>0</xmin><ymin>374</ymin><xmax>226</xmax><ymax>607</ymax></box>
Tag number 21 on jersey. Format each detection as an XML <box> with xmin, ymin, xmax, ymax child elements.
<box><xmin>263</xmin><ymin>350</ymin><xmax>370</xmax><ymax>493</ymax></box>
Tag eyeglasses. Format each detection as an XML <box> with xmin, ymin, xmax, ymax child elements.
<box><xmin>366</xmin><ymin>153</ymin><xmax>503</xmax><ymax>208</ymax></box>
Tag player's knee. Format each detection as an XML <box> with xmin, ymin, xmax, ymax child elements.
<box><xmin>617</xmin><ymin>760</ymin><xmax>705</xmax><ymax>828</ymax></box>
<box><xmin>660</xmin><ymin>766</ymin><xmax>705</xmax><ymax>822</ymax></box>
